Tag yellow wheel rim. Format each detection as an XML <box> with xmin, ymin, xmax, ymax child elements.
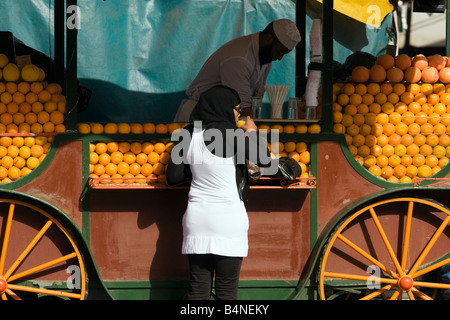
<box><xmin>0</xmin><ymin>199</ymin><xmax>86</xmax><ymax>300</ymax></box>
<box><xmin>319</xmin><ymin>197</ymin><xmax>450</xmax><ymax>300</ymax></box>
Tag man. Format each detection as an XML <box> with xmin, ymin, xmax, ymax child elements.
<box><xmin>174</xmin><ymin>18</ymin><xmax>301</xmax><ymax>122</ymax></box>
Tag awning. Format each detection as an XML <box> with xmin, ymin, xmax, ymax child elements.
<box><xmin>315</xmin><ymin>0</ymin><xmax>394</xmax><ymax>28</ymax></box>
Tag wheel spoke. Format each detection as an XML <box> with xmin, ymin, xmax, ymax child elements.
<box><xmin>401</xmin><ymin>201</ymin><xmax>414</xmax><ymax>270</ymax></box>
<box><xmin>0</xmin><ymin>203</ymin><xmax>15</xmax><ymax>276</ymax></box>
<box><xmin>324</xmin><ymin>271</ymin><xmax>398</xmax><ymax>285</ymax></box>
<box><xmin>8</xmin><ymin>252</ymin><xmax>77</xmax><ymax>282</ymax></box>
<box><xmin>411</xmin><ymin>287</ymin><xmax>433</xmax><ymax>300</ymax></box>
<box><xmin>337</xmin><ymin>234</ymin><xmax>398</xmax><ymax>278</ymax></box>
<box><xmin>407</xmin><ymin>290</ymin><xmax>415</xmax><ymax>300</ymax></box>
<box><xmin>3</xmin><ymin>220</ymin><xmax>53</xmax><ymax>280</ymax></box>
<box><xmin>390</xmin><ymin>289</ymin><xmax>401</xmax><ymax>300</ymax></box>
<box><xmin>5</xmin><ymin>288</ymin><xmax>21</xmax><ymax>300</ymax></box>
<box><xmin>7</xmin><ymin>283</ymin><xmax>81</xmax><ymax>299</ymax></box>
<box><xmin>409</xmin><ymin>215</ymin><xmax>450</xmax><ymax>277</ymax></box>
<box><xmin>413</xmin><ymin>280</ymin><xmax>450</xmax><ymax>290</ymax></box>
<box><xmin>413</xmin><ymin>256</ymin><xmax>450</xmax><ymax>278</ymax></box>
<box><xmin>360</xmin><ymin>284</ymin><xmax>393</xmax><ymax>300</ymax></box>
<box><xmin>369</xmin><ymin>207</ymin><xmax>404</xmax><ymax>276</ymax></box>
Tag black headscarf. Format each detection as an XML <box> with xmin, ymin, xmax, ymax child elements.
<box><xmin>189</xmin><ymin>85</ymin><xmax>241</xmax><ymax>130</ymax></box>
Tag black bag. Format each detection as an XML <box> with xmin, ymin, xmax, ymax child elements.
<box><xmin>274</xmin><ymin>157</ymin><xmax>302</xmax><ymax>181</ymax></box>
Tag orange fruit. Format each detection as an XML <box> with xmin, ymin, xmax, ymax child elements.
<box><xmin>368</xmin><ymin>165</ymin><xmax>381</xmax><ymax>176</ymax></box>
<box><xmin>412</xmin><ymin>154</ymin><xmax>425</xmax><ymax>167</ymax></box>
<box><xmin>408</xmin><ymin>101</ymin><xmax>421</xmax><ymax>114</ymax></box>
<box><xmin>19</xmin><ymin>146</ymin><xmax>31</xmax><ymax>159</ymax></box>
<box><xmin>425</xmin><ymin>155</ymin><xmax>439</xmax><ymax>168</ymax></box>
<box><xmin>90</xmin><ymin>152</ymin><xmax>99</xmax><ymax>165</ymax></box>
<box><xmin>118</xmin><ymin>123</ymin><xmax>131</xmax><ymax>134</ymax></box>
<box><xmin>76</xmin><ymin>123</ymin><xmax>91</xmax><ymax>134</ymax></box>
<box><xmin>419</xmin><ymin>144</ymin><xmax>433</xmax><ymax>156</ymax></box>
<box><xmin>434</xmin><ymin>145</ymin><xmax>447</xmax><ymax>158</ymax></box>
<box><xmin>395</xmin><ymin>122</ymin><xmax>408</xmax><ymax>135</ymax></box>
<box><xmin>401</xmin><ymin>134</ymin><xmax>414</xmax><ymax>146</ymax></box>
<box><xmin>105</xmin><ymin>163</ymin><xmax>118</xmax><ymax>176</ymax></box>
<box><xmin>154</xmin><ymin>142</ymin><xmax>166</xmax><ymax>154</ymax></box>
<box><xmin>93</xmin><ymin>164</ymin><xmax>106</xmax><ymax>176</ymax></box>
<box><xmin>388</xmin><ymin>133</ymin><xmax>401</xmax><ymax>146</ymax></box>
<box><xmin>381</xmin><ymin>166</ymin><xmax>394</xmax><ymax>179</ymax></box>
<box><xmin>7</xmin><ymin>166</ymin><xmax>21</xmax><ymax>180</ymax></box>
<box><xmin>140</xmin><ymin>163</ymin><xmax>153</xmax><ymax>176</ymax></box>
<box><xmin>147</xmin><ymin>151</ymin><xmax>160</xmax><ymax>165</ymax></box>
<box><xmin>421</xmin><ymin>123</ymin><xmax>434</xmax><ymax>135</ymax></box>
<box><xmin>136</xmin><ymin>153</ymin><xmax>148</xmax><ymax>165</ymax></box>
<box><xmin>434</xmin><ymin>103</ymin><xmax>447</xmax><ymax>115</ymax></box>
<box><xmin>165</xmin><ymin>142</ymin><xmax>174</xmax><ymax>153</ymax></box>
<box><xmin>123</xmin><ymin>152</ymin><xmax>136</xmax><ymax>164</ymax></box>
<box><xmin>143</xmin><ymin>123</ymin><xmax>156</xmax><ymax>134</ymax></box>
<box><xmin>299</xmin><ymin>151</ymin><xmax>310</xmax><ymax>164</ymax></box>
<box><xmin>417</xmin><ymin>165</ymin><xmax>432</xmax><ymax>178</ymax></box>
<box><xmin>98</xmin><ymin>153</ymin><xmax>111</xmax><ymax>166</ymax></box>
<box><xmin>129</xmin><ymin>163</ymin><xmax>141</xmax><ymax>176</ymax></box>
<box><xmin>104</xmin><ymin>123</ymin><xmax>118</xmax><ymax>134</ymax></box>
<box><xmin>167</xmin><ymin>123</ymin><xmax>182</xmax><ymax>134</ymax></box>
<box><xmin>141</xmin><ymin>142</ymin><xmax>154</xmax><ymax>154</ymax></box>
<box><xmin>38</xmin><ymin>90</ymin><xmax>52</xmax><ymax>103</ymax></box>
<box><xmin>30</xmin><ymin>144</ymin><xmax>44</xmax><ymax>158</ymax></box>
<box><xmin>95</xmin><ymin>142</ymin><xmax>107</xmax><ymax>154</ymax></box>
<box><xmin>393</xmin><ymin>164</ymin><xmax>406</xmax><ymax>178</ymax></box>
<box><xmin>406</xmin><ymin>144</ymin><xmax>420</xmax><ymax>156</ymax></box>
<box><xmin>159</xmin><ymin>152</ymin><xmax>171</xmax><ymax>164</ymax></box>
<box><xmin>152</xmin><ymin>162</ymin><xmax>165</xmax><ymax>176</ymax></box>
<box><xmin>439</xmin><ymin>156</ymin><xmax>449</xmax><ymax>168</ymax></box>
<box><xmin>130</xmin><ymin>142</ymin><xmax>142</xmax><ymax>154</ymax></box>
<box><xmin>106</xmin><ymin>142</ymin><xmax>119</xmax><ymax>153</ymax></box>
<box><xmin>439</xmin><ymin>134</ymin><xmax>450</xmax><ymax>147</ymax></box>
<box><xmin>155</xmin><ymin>123</ymin><xmax>168</xmax><ymax>134</ymax></box>
<box><xmin>401</xmin><ymin>154</ymin><xmax>413</xmax><ymax>167</ymax></box>
<box><xmin>118</xmin><ymin>141</ymin><xmax>130</xmax><ymax>153</ymax></box>
<box><xmin>110</xmin><ymin>151</ymin><xmax>124</xmax><ymax>164</ymax></box>
<box><xmin>401</xmin><ymin>92</ymin><xmax>414</xmax><ymax>105</ymax></box>
<box><xmin>90</xmin><ymin>123</ymin><xmax>103</xmax><ymax>134</ymax></box>
<box><xmin>117</xmin><ymin>162</ymin><xmax>130</xmax><ymax>175</ymax></box>
<box><xmin>406</xmin><ymin>165</ymin><xmax>418</xmax><ymax>178</ymax></box>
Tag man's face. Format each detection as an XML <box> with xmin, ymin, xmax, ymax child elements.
<box><xmin>259</xmin><ymin>40</ymin><xmax>291</xmax><ymax>65</ymax></box>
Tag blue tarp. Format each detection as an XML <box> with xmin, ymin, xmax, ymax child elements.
<box><xmin>0</xmin><ymin>1</ymin><xmax>391</xmax><ymax>123</ymax></box>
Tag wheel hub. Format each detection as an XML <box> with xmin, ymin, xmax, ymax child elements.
<box><xmin>0</xmin><ymin>278</ymin><xmax>7</xmax><ymax>294</ymax></box>
<box><xmin>398</xmin><ymin>276</ymin><xmax>414</xmax><ymax>291</ymax></box>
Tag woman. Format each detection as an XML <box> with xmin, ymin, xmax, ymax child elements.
<box><xmin>167</xmin><ymin>85</ymin><xmax>272</xmax><ymax>300</ymax></box>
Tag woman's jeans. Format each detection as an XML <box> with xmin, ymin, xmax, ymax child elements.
<box><xmin>187</xmin><ymin>254</ymin><xmax>243</xmax><ymax>300</ymax></box>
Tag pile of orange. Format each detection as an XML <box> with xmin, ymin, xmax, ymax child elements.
<box><xmin>334</xmin><ymin>53</ymin><xmax>450</xmax><ymax>183</ymax></box>
<box><xmin>0</xmin><ymin>53</ymin><xmax>66</xmax><ymax>134</ymax></box>
<box><xmin>77</xmin><ymin>122</ymin><xmax>183</xmax><ymax>135</ymax></box>
<box><xmin>257</xmin><ymin>123</ymin><xmax>321</xmax><ymax>134</ymax></box>
<box><xmin>0</xmin><ymin>135</ymin><xmax>51</xmax><ymax>183</ymax></box>
<box><xmin>268</xmin><ymin>140</ymin><xmax>311</xmax><ymax>178</ymax></box>
<box><xmin>89</xmin><ymin>140</ymin><xmax>173</xmax><ymax>184</ymax></box>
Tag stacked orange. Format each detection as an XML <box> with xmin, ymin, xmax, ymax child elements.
<box><xmin>334</xmin><ymin>53</ymin><xmax>450</xmax><ymax>183</ymax></box>
<box><xmin>0</xmin><ymin>135</ymin><xmax>50</xmax><ymax>183</ymax></box>
<box><xmin>89</xmin><ymin>140</ymin><xmax>173</xmax><ymax>184</ymax></box>
<box><xmin>258</xmin><ymin>123</ymin><xmax>321</xmax><ymax>134</ymax></box>
<box><xmin>0</xmin><ymin>53</ymin><xmax>66</xmax><ymax>135</ymax></box>
<box><xmin>77</xmin><ymin>122</ymin><xmax>183</xmax><ymax>135</ymax></box>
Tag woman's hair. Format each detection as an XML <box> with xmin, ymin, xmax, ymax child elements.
<box><xmin>189</xmin><ymin>85</ymin><xmax>241</xmax><ymax>128</ymax></box>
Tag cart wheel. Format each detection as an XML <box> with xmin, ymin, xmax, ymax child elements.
<box><xmin>319</xmin><ymin>197</ymin><xmax>450</xmax><ymax>300</ymax></box>
<box><xmin>0</xmin><ymin>199</ymin><xmax>86</xmax><ymax>300</ymax></box>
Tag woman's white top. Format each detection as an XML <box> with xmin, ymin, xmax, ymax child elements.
<box><xmin>182</xmin><ymin>126</ymin><xmax>249</xmax><ymax>257</ymax></box>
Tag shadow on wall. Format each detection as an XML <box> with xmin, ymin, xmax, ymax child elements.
<box><xmin>77</xmin><ymin>78</ymin><xmax>187</xmax><ymax>124</ymax></box>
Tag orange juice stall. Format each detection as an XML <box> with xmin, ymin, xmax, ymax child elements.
<box><xmin>0</xmin><ymin>0</ymin><xmax>449</xmax><ymax>300</ymax></box>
